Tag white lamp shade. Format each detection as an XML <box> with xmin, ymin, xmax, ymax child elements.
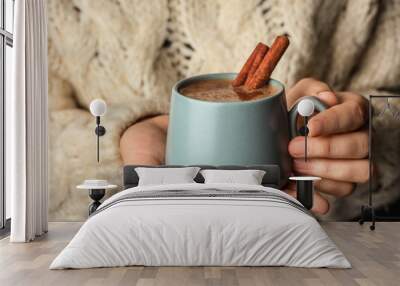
<box><xmin>90</xmin><ymin>99</ymin><xmax>107</xmax><ymax>117</ymax></box>
<box><xmin>297</xmin><ymin>99</ymin><xmax>315</xmax><ymax>117</ymax></box>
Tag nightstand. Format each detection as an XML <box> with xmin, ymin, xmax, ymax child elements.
<box><xmin>77</xmin><ymin>180</ymin><xmax>118</xmax><ymax>215</ymax></box>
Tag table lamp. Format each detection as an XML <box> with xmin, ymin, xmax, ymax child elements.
<box><xmin>290</xmin><ymin>98</ymin><xmax>321</xmax><ymax>210</ymax></box>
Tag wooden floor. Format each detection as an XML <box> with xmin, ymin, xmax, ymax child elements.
<box><xmin>0</xmin><ymin>222</ymin><xmax>398</xmax><ymax>286</ymax></box>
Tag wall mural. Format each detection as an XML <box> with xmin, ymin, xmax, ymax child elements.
<box><xmin>47</xmin><ymin>1</ymin><xmax>400</xmax><ymax>222</ymax></box>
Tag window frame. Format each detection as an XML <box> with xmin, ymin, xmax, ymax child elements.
<box><xmin>0</xmin><ymin>0</ymin><xmax>14</xmax><ymax>233</ymax></box>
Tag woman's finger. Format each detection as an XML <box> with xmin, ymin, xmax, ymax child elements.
<box><xmin>288</xmin><ymin>130</ymin><xmax>369</xmax><ymax>159</ymax></box>
<box><xmin>308</xmin><ymin>92</ymin><xmax>368</xmax><ymax>137</ymax></box>
<box><xmin>314</xmin><ymin>179</ymin><xmax>356</xmax><ymax>198</ymax></box>
<box><xmin>287</xmin><ymin>78</ymin><xmax>338</xmax><ymax>108</ymax></box>
<box><xmin>293</xmin><ymin>158</ymin><xmax>369</xmax><ymax>183</ymax></box>
<box><xmin>316</xmin><ymin>91</ymin><xmax>339</xmax><ymax>107</ymax></box>
<box><xmin>285</xmin><ymin>189</ymin><xmax>330</xmax><ymax>215</ymax></box>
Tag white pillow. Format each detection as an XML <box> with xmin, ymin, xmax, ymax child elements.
<box><xmin>200</xmin><ymin>169</ymin><xmax>266</xmax><ymax>185</ymax></box>
<box><xmin>135</xmin><ymin>167</ymin><xmax>201</xmax><ymax>186</ymax></box>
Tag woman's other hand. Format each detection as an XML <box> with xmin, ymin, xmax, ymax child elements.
<box><xmin>286</xmin><ymin>78</ymin><xmax>369</xmax><ymax>215</ymax></box>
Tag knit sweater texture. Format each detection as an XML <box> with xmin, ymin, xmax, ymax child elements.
<box><xmin>48</xmin><ymin>0</ymin><xmax>400</xmax><ymax>220</ymax></box>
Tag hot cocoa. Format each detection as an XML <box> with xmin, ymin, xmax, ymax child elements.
<box><xmin>179</xmin><ymin>79</ymin><xmax>277</xmax><ymax>102</ymax></box>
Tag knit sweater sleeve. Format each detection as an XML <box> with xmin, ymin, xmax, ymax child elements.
<box><xmin>47</xmin><ymin>0</ymin><xmax>176</xmax><ymax>219</ymax></box>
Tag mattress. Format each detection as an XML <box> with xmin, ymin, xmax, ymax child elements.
<box><xmin>50</xmin><ymin>183</ymin><xmax>351</xmax><ymax>269</ymax></box>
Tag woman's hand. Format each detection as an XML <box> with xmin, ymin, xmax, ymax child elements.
<box><xmin>120</xmin><ymin>115</ymin><xmax>169</xmax><ymax>165</ymax></box>
<box><xmin>286</xmin><ymin>78</ymin><xmax>369</xmax><ymax>215</ymax></box>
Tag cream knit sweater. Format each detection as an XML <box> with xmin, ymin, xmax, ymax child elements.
<box><xmin>48</xmin><ymin>0</ymin><xmax>400</xmax><ymax>220</ymax></box>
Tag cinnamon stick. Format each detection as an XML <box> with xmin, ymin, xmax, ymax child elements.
<box><xmin>245</xmin><ymin>45</ymin><xmax>269</xmax><ymax>86</ymax></box>
<box><xmin>232</xmin><ymin>43</ymin><xmax>269</xmax><ymax>87</ymax></box>
<box><xmin>245</xmin><ymin>35</ymin><xmax>290</xmax><ymax>89</ymax></box>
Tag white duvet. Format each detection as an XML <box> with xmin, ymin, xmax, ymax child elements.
<box><xmin>50</xmin><ymin>183</ymin><xmax>350</xmax><ymax>269</ymax></box>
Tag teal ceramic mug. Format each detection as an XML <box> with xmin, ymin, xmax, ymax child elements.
<box><xmin>166</xmin><ymin>73</ymin><xmax>326</xmax><ymax>187</ymax></box>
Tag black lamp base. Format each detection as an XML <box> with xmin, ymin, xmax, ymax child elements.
<box><xmin>289</xmin><ymin>176</ymin><xmax>320</xmax><ymax>210</ymax></box>
<box><xmin>296</xmin><ymin>180</ymin><xmax>313</xmax><ymax>210</ymax></box>
<box><xmin>88</xmin><ymin>189</ymin><xmax>105</xmax><ymax>215</ymax></box>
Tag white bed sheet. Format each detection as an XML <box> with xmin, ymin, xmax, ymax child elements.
<box><xmin>50</xmin><ymin>183</ymin><xmax>350</xmax><ymax>269</ymax></box>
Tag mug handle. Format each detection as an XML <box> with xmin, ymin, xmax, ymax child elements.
<box><xmin>288</xmin><ymin>96</ymin><xmax>327</xmax><ymax>139</ymax></box>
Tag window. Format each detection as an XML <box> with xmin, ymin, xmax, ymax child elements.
<box><xmin>1</xmin><ymin>0</ymin><xmax>14</xmax><ymax>232</ymax></box>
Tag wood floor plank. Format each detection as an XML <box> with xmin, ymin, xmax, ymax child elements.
<box><xmin>0</xmin><ymin>222</ymin><xmax>399</xmax><ymax>286</ymax></box>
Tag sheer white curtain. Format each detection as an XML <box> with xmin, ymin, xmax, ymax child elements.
<box><xmin>9</xmin><ymin>0</ymin><xmax>48</xmax><ymax>242</ymax></box>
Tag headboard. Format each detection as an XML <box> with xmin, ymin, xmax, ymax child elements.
<box><xmin>123</xmin><ymin>165</ymin><xmax>281</xmax><ymax>189</ymax></box>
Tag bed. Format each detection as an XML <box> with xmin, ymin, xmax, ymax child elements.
<box><xmin>50</xmin><ymin>165</ymin><xmax>350</xmax><ymax>269</ymax></box>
